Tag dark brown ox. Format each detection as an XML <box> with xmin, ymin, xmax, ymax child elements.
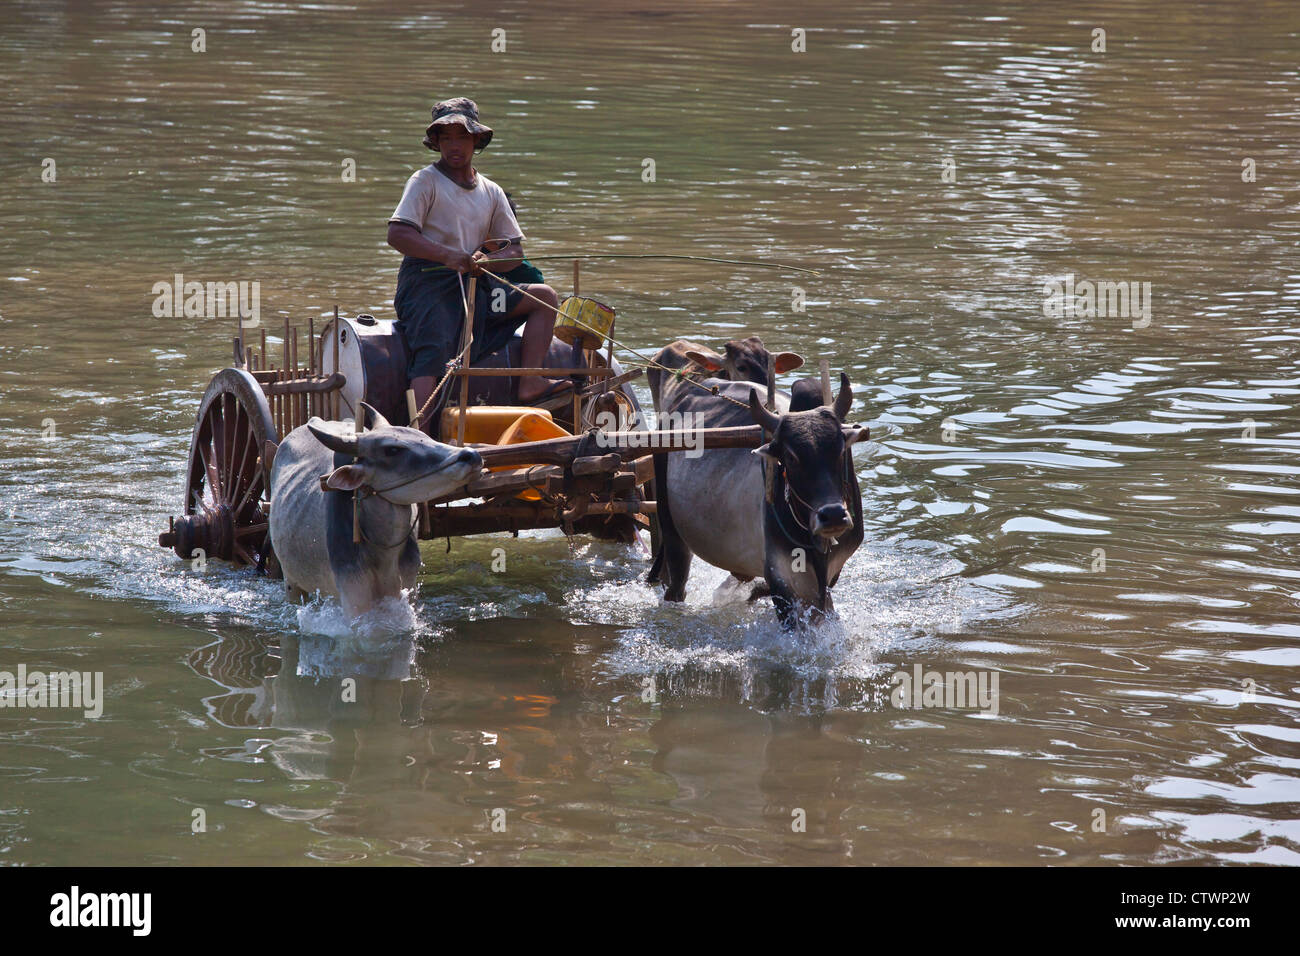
<box><xmin>647</xmin><ymin>338</ymin><xmax>867</xmax><ymax>627</ymax></box>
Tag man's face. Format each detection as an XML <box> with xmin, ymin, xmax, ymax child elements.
<box><xmin>436</xmin><ymin>123</ymin><xmax>476</xmax><ymax>167</ymax></box>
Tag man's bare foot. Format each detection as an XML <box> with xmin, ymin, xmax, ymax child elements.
<box><xmin>518</xmin><ymin>376</ymin><xmax>575</xmax><ymax>404</ymax></box>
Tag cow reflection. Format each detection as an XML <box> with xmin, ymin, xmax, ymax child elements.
<box><xmin>187</xmin><ymin>627</ymin><xmax>869</xmax><ymax>862</ymax></box>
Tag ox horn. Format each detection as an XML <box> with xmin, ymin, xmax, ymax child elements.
<box><xmin>357</xmin><ymin>402</ymin><xmax>390</xmax><ymax>432</ymax></box>
<box><xmin>748</xmin><ymin>387</ymin><xmax>780</xmax><ymax>433</ymax></box>
<box><xmin>307</xmin><ymin>418</ymin><xmax>358</xmax><ymax>456</ymax></box>
<box><xmin>832</xmin><ymin>372</ymin><xmax>853</xmax><ymax>422</ymax></box>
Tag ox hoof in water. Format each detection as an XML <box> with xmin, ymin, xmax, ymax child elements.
<box><xmin>267</xmin><ymin>402</ymin><xmax>482</xmax><ymax>622</ymax></box>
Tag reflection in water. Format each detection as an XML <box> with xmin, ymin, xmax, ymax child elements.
<box><xmin>1</xmin><ymin>0</ymin><xmax>1299</xmax><ymax>864</ymax></box>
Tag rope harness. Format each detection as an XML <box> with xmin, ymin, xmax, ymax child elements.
<box><xmin>341</xmin><ymin>455</ymin><xmax>476</xmax><ymax>549</ymax></box>
<box><xmin>761</xmin><ymin>446</ymin><xmax>857</xmax><ymax>554</ymax></box>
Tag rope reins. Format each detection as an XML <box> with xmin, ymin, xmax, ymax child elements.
<box><xmin>340</xmin><ymin>450</ymin><xmax>475</xmax><ymax>549</ymax></box>
<box><xmin>409</xmin><ymin>272</ymin><xmax>475</xmax><ymax>430</ymax></box>
<box><xmin>350</xmin><ymin>491</ymin><xmax>421</xmax><ymax>550</ymax></box>
<box><xmin>763</xmin><ymin>447</ymin><xmax>857</xmax><ymax>551</ymax></box>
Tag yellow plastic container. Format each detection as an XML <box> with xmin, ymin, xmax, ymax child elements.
<box><xmin>492</xmin><ymin>412</ymin><xmax>572</xmax><ymax>500</ymax></box>
<box><xmin>554</xmin><ymin>296</ymin><xmax>616</xmax><ymax>350</ymax></box>
<box><xmin>440</xmin><ymin>405</ymin><xmax>553</xmax><ymax>445</ymax></box>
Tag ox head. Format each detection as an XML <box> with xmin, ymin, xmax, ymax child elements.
<box><xmin>307</xmin><ymin>403</ymin><xmax>482</xmax><ymax>505</ymax></box>
<box><xmin>750</xmin><ymin>374</ymin><xmax>868</xmax><ymax>542</ymax></box>
<box><xmin>685</xmin><ymin>336</ymin><xmax>804</xmax><ymax>385</ymax></box>
<box><xmin>788</xmin><ymin>377</ymin><xmax>827</xmax><ymax>413</ymax></box>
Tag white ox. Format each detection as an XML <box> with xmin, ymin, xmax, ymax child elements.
<box><xmin>267</xmin><ymin>403</ymin><xmax>481</xmax><ymax>619</ymax></box>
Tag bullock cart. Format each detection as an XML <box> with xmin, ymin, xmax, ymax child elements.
<box><xmin>157</xmin><ymin>264</ymin><xmax>767</xmax><ymax>574</ymax></box>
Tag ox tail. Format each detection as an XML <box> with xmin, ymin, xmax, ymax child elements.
<box><xmin>257</xmin><ymin>439</ymin><xmax>280</xmax><ymax>577</ymax></box>
<box><xmin>646</xmin><ymin>543</ymin><xmax>664</xmax><ymax>583</ymax></box>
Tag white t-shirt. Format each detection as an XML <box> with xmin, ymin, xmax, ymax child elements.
<box><xmin>388</xmin><ymin>164</ymin><xmax>524</xmax><ymax>255</ymax></box>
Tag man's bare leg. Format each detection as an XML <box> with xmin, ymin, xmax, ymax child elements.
<box><xmin>512</xmin><ymin>283</ymin><xmax>574</xmax><ymax>403</ymax></box>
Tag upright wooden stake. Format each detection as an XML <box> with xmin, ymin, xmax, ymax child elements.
<box><xmin>456</xmin><ymin>276</ymin><xmax>477</xmax><ymax>446</ymax></box>
<box><xmin>332</xmin><ymin>305</ymin><xmax>341</xmax><ymax>421</ymax></box>
<box><xmin>573</xmin><ymin>259</ymin><xmax>580</xmax><ymax>297</ymax></box>
<box><xmin>820</xmin><ymin>357</ymin><xmax>832</xmax><ymax>406</ymax></box>
<box><xmin>291</xmin><ymin>325</ymin><xmax>301</xmax><ymax>430</ymax></box>
<box><xmin>604</xmin><ymin>315</ymin><xmax>615</xmax><ymax>393</ymax></box>
<box><xmin>308</xmin><ymin>317</ymin><xmax>316</xmax><ymax>418</ymax></box>
<box><xmin>766</xmin><ymin>353</ymin><xmax>777</xmax><ymax>412</ymax></box>
<box><xmin>407</xmin><ymin>388</ymin><xmax>431</xmax><ymax>537</ymax></box>
<box><xmin>284</xmin><ymin>317</ymin><xmax>292</xmax><ymax>430</ymax></box>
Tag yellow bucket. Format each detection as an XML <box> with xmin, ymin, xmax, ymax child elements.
<box><xmin>554</xmin><ymin>296</ymin><xmax>615</xmax><ymax>350</ymax></box>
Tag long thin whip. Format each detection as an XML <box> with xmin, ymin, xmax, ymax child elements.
<box><xmin>422</xmin><ymin>254</ymin><xmax>820</xmax><ymax>276</ymax></box>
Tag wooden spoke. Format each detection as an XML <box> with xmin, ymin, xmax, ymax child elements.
<box><xmin>232</xmin><ymin>474</ymin><xmax>263</xmax><ymax>519</ymax></box>
<box><xmin>231</xmin><ymin>409</ymin><xmax>256</xmax><ymax>511</ymax></box>
<box><xmin>197</xmin><ymin>433</ymin><xmax>219</xmax><ymax>502</ymax></box>
<box><xmin>210</xmin><ymin>405</ymin><xmax>226</xmax><ymax>502</ymax></box>
<box><xmin>220</xmin><ymin>394</ymin><xmax>235</xmax><ymax>502</ymax></box>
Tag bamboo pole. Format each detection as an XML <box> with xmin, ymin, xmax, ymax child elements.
<box><xmin>820</xmin><ymin>357</ymin><xmax>832</xmax><ymax>406</ymax></box>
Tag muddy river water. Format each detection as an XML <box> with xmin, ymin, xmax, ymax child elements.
<box><xmin>1</xmin><ymin>0</ymin><xmax>1298</xmax><ymax>864</ymax></box>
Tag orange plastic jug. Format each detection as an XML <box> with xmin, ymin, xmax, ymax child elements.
<box><xmin>440</xmin><ymin>405</ymin><xmax>554</xmax><ymax>445</ymax></box>
<box><xmin>493</xmin><ymin>412</ymin><xmax>572</xmax><ymax>500</ymax></box>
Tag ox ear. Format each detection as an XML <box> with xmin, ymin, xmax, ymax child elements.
<box><xmin>751</xmin><ymin>442</ymin><xmax>779</xmax><ymax>461</ymax></box>
<box><xmin>774</xmin><ymin>352</ymin><xmax>804</xmax><ymax>373</ymax></box>
<box><xmin>842</xmin><ymin>425</ymin><xmax>870</xmax><ymax>446</ymax></box>
<box><xmin>357</xmin><ymin>402</ymin><xmax>390</xmax><ymax>431</ymax></box>
<box><xmin>684</xmin><ymin>349</ymin><xmax>724</xmax><ymax>372</ymax></box>
<box><xmin>325</xmin><ymin>464</ymin><xmax>367</xmax><ymax>491</ymax></box>
<box><xmin>307</xmin><ymin>418</ymin><xmax>358</xmax><ymax>456</ymax></box>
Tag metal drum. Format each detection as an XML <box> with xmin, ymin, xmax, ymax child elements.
<box><xmin>554</xmin><ymin>296</ymin><xmax>615</xmax><ymax>350</ymax></box>
<box><xmin>319</xmin><ymin>314</ymin><xmax>410</xmax><ymax>425</ymax></box>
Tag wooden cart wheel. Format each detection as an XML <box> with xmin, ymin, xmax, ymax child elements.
<box><xmin>581</xmin><ymin>385</ymin><xmax>639</xmax><ymax>432</ymax></box>
<box><xmin>160</xmin><ymin>368</ymin><xmax>277</xmax><ymax>567</ymax></box>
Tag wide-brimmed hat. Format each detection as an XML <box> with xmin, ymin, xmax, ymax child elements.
<box><xmin>423</xmin><ymin>97</ymin><xmax>493</xmax><ymax>152</ymax></box>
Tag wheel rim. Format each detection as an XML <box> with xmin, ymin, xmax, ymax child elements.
<box><xmin>177</xmin><ymin>368</ymin><xmax>277</xmax><ymax>566</ymax></box>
